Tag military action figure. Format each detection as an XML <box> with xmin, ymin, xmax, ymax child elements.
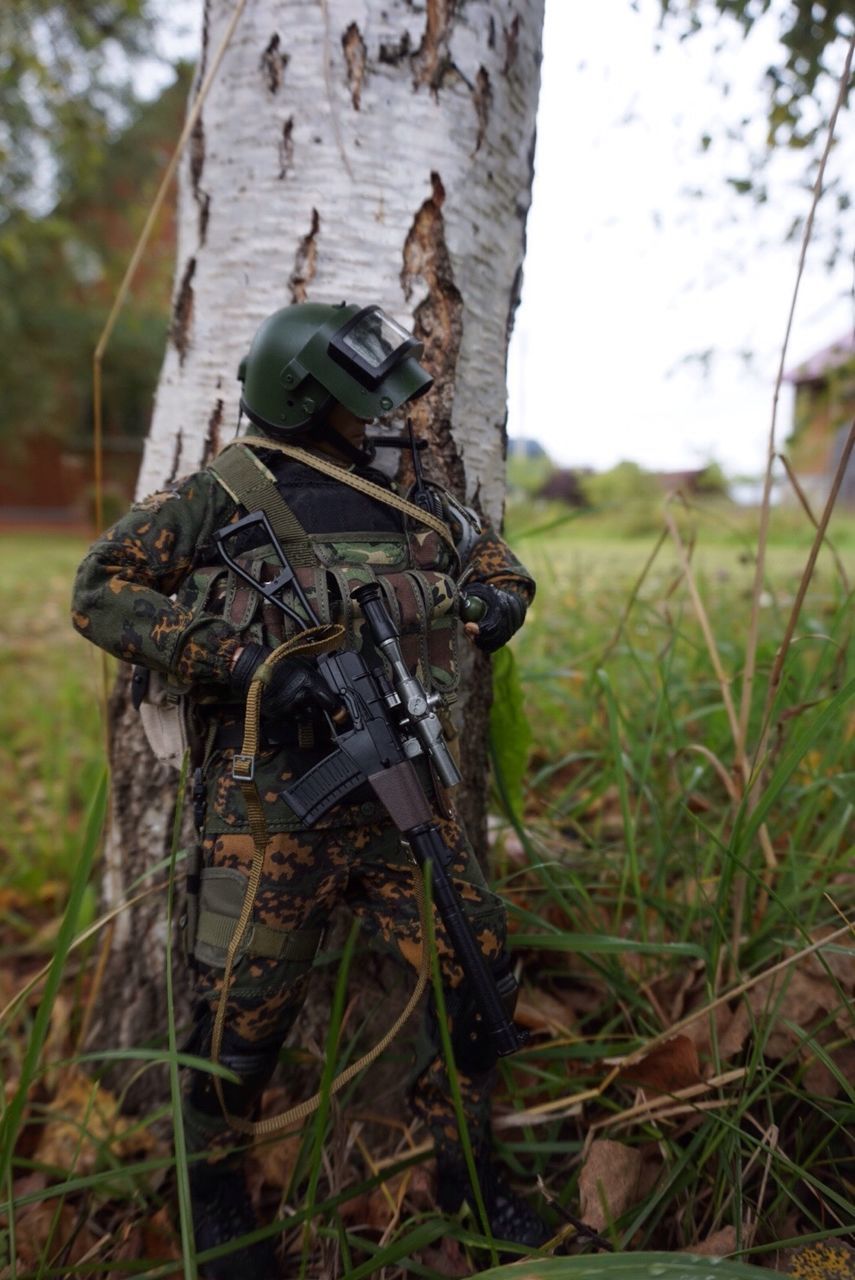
<box><xmin>72</xmin><ymin>302</ymin><xmax>546</xmax><ymax>1274</ymax></box>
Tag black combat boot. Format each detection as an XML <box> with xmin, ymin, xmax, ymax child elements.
<box><xmin>189</xmin><ymin>1162</ymin><xmax>280</xmax><ymax>1279</ymax></box>
<box><xmin>435</xmin><ymin>1148</ymin><xmax>552</xmax><ymax>1255</ymax></box>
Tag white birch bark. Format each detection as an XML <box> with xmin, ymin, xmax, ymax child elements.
<box><xmin>96</xmin><ymin>0</ymin><xmax>544</xmax><ymax>1100</ymax></box>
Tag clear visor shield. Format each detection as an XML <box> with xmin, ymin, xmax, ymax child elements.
<box><xmin>328</xmin><ymin>306</ymin><xmax>420</xmax><ymax>389</ymax></box>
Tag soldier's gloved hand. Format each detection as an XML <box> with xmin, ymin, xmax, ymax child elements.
<box><xmin>462</xmin><ymin>584</ymin><xmax>526</xmax><ymax>654</ymax></box>
<box><xmin>229</xmin><ymin>643</ymin><xmax>341</xmax><ymax>718</ymax></box>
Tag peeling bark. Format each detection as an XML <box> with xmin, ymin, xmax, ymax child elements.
<box><xmin>260</xmin><ymin>32</ymin><xmax>289</xmax><ymax>94</ymax></box>
<box><xmin>401</xmin><ymin>172</ymin><xmax>465</xmax><ymax>498</ymax></box>
<box><xmin>342</xmin><ymin>22</ymin><xmax>367</xmax><ymax>109</ymax></box>
<box><xmin>170</xmin><ymin>257</ymin><xmax>196</xmax><ymax>364</ymax></box>
<box><xmin>412</xmin><ymin>0</ymin><xmax>458</xmax><ymax>92</ymax></box>
<box><xmin>289</xmin><ymin>208</ymin><xmax>320</xmax><ymax>303</ymax></box>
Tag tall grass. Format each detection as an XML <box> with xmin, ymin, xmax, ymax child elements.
<box><xmin>0</xmin><ymin>488</ymin><xmax>852</xmax><ymax>1275</ymax></box>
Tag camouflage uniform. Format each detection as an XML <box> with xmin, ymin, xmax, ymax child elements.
<box><xmin>72</xmin><ymin>441</ymin><xmax>534</xmax><ymax>1171</ymax></box>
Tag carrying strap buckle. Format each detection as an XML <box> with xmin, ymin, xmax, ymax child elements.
<box><xmin>232</xmin><ymin>752</ymin><xmax>255</xmax><ymax>782</ymax></box>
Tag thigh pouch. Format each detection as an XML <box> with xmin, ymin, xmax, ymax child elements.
<box><xmin>192</xmin><ymin>866</ymin><xmax>323</xmax><ymax>974</ymax></box>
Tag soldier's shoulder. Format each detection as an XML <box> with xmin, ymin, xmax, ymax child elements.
<box><xmin>131</xmin><ymin>467</ymin><xmax>222</xmax><ymax>514</ymax></box>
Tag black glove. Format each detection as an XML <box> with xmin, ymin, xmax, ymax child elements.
<box><xmin>463</xmin><ymin>583</ymin><xmax>526</xmax><ymax>654</ymax></box>
<box><xmin>229</xmin><ymin>643</ymin><xmax>341</xmax><ymax>719</ymax></box>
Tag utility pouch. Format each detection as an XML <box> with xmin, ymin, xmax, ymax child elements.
<box><xmin>193</xmin><ymin>866</ymin><xmax>324</xmax><ymax>973</ymax></box>
<box><xmin>132</xmin><ymin>666</ymin><xmax>200</xmax><ymax>769</ymax></box>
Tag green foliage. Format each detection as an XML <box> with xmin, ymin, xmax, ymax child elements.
<box><xmin>659</xmin><ymin>0</ymin><xmax>852</xmax><ymax>152</ymax></box>
<box><xmin>507</xmin><ymin>449</ymin><xmax>556</xmax><ymax>498</ymax></box>
<box><xmin>580</xmin><ymin>461</ymin><xmax>664</xmax><ymax>535</ymax></box>
<box><xmin>0</xmin><ymin>66</ymin><xmax>190</xmax><ymax>444</ymax></box>
<box><xmin>0</xmin><ymin>0</ymin><xmax>156</xmax><ymax>223</ymax></box>
<box><xmin>490</xmin><ymin>645</ymin><xmax>533</xmax><ymax>824</ymax></box>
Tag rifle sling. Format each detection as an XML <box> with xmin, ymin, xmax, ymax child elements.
<box><xmin>215</xmin><ymin>436</ymin><xmax>458</xmax><ymax>560</ymax></box>
<box><xmin>210</xmin><ymin>625</ymin><xmax>431</xmax><ymax>1138</ymax></box>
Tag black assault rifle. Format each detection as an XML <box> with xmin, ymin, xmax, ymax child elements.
<box><xmin>215</xmin><ymin>510</ymin><xmax>528</xmax><ymax>1062</ymax></box>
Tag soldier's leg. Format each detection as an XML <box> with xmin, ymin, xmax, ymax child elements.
<box><xmin>183</xmin><ymin>822</ymin><xmax>349</xmax><ymax>1275</ymax></box>
<box><xmin>344</xmin><ymin>809</ymin><xmax>511</xmax><ymax>1157</ymax></box>
<box><xmin>346</xmin><ymin>809</ymin><xmax>549</xmax><ymax>1248</ymax></box>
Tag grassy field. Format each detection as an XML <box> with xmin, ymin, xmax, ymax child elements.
<box><xmin>0</xmin><ymin>503</ymin><xmax>853</xmax><ymax>1277</ymax></box>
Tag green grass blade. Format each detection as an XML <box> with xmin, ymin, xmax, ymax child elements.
<box><xmin>0</xmin><ymin>767</ymin><xmax>108</xmax><ymax>1181</ymax></box>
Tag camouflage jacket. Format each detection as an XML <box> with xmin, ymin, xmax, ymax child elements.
<box><xmin>71</xmin><ymin>442</ymin><xmax>535</xmax><ymax>707</ymax></box>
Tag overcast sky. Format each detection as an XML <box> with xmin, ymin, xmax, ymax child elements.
<box><xmin>507</xmin><ymin>1</ymin><xmax>854</xmax><ymax>475</ymax></box>
<box><xmin>148</xmin><ymin>0</ymin><xmax>854</xmax><ymax>477</ymax></box>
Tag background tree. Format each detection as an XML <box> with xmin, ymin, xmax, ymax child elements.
<box><xmin>90</xmin><ymin>0</ymin><xmax>545</xmax><ymax>1106</ymax></box>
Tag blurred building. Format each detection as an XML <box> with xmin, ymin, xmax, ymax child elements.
<box><xmin>785</xmin><ymin>336</ymin><xmax>855</xmax><ymax>507</ymax></box>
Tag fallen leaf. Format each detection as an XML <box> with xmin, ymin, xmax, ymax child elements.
<box><xmin>578</xmin><ymin>1138</ymin><xmax>643</xmax><ymax>1231</ymax></box>
<box><xmin>682</xmin><ymin>1225</ymin><xmax>738</xmax><ymax>1255</ymax></box>
<box><xmin>141</xmin><ymin>1206</ymin><xmax>182</xmax><ymax>1260</ymax></box>
<box><xmin>12</xmin><ymin>1201</ymin><xmax>99</xmax><ymax>1266</ymax></box>
<box><xmin>420</xmin><ymin>1235</ymin><xmax>473</xmax><ymax>1277</ymax></box>
<box><xmin>617</xmin><ymin>1034</ymin><xmax>702</xmax><ymax>1094</ymax></box>
<box><xmin>35</xmin><ymin>1069</ymin><xmax>155</xmax><ymax>1175</ymax></box>
<box><xmin>247</xmin><ymin>1132</ymin><xmax>301</xmax><ymax>1193</ymax></box>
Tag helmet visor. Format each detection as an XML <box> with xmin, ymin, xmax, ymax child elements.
<box><xmin>328</xmin><ymin>306</ymin><xmax>421</xmax><ymax>389</ymax></box>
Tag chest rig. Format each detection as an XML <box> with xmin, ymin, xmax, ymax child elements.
<box><xmin>206</xmin><ymin>440</ymin><xmax>462</xmax><ymax>703</ymax></box>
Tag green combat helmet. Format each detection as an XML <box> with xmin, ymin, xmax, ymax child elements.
<box><xmin>238</xmin><ymin>302</ymin><xmax>433</xmax><ymax>437</ymax></box>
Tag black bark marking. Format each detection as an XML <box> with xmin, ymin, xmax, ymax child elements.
<box><xmin>198</xmin><ymin>0</ymin><xmax>211</xmax><ymax>83</ymax></box>
<box><xmin>260</xmin><ymin>33</ymin><xmax>289</xmax><ymax>94</ymax></box>
<box><xmin>472</xmin><ymin>66</ymin><xmax>491</xmax><ymax>153</ymax></box>
<box><xmin>289</xmin><ymin>209</ymin><xmax>320</xmax><ymax>303</ymax></box>
<box><xmin>167</xmin><ymin>428</ymin><xmax>183</xmax><ymax>485</ymax></box>
<box><xmin>487</xmin><ymin>14</ymin><xmax>496</xmax><ymax>49</ymax></box>
<box><xmin>189</xmin><ymin>117</ymin><xmax>210</xmax><ymax>245</ymax></box>
<box><xmin>342</xmin><ymin>22</ymin><xmax>367</xmax><ymax>109</ymax></box>
<box><xmin>503</xmin><ymin>14</ymin><xmax>520</xmax><ymax>75</ymax></box>
<box><xmin>505</xmin><ymin>122</ymin><xmax>536</xmax><ymax>351</ymax></box>
<box><xmin>379</xmin><ymin>30</ymin><xmax>411</xmax><ymax>64</ymax></box>
<box><xmin>171</xmin><ymin>257</ymin><xmax>196</xmax><ymax>365</ymax></box>
<box><xmin>400</xmin><ymin>172</ymin><xmax>465</xmax><ymax>498</ymax></box>
<box><xmin>203</xmin><ymin>398</ymin><xmax>224</xmax><ymax>464</ymax></box>
<box><xmin>279</xmin><ymin>116</ymin><xmax>294</xmax><ymax>178</ymax></box>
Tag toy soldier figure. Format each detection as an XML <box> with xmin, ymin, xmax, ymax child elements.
<box><xmin>72</xmin><ymin>302</ymin><xmax>546</xmax><ymax>1274</ymax></box>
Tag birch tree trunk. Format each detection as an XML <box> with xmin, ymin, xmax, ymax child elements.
<box><xmin>93</xmin><ymin>0</ymin><xmax>544</xmax><ymax>1107</ymax></box>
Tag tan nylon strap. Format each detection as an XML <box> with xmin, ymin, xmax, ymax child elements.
<box><xmin>221</xmin><ymin>436</ymin><xmax>458</xmax><ymax>558</ymax></box>
<box><xmin>208</xmin><ymin>446</ymin><xmax>314</xmax><ymax>566</ymax></box>
<box><xmin>211</xmin><ymin>622</ymin><xmax>431</xmax><ymax>1136</ymax></box>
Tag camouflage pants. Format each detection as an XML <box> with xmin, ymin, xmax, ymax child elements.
<box><xmin>182</xmin><ymin>742</ymin><xmax>508</xmax><ymax>1168</ymax></box>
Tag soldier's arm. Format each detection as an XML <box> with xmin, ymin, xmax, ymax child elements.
<box><xmin>71</xmin><ymin>471</ymin><xmax>241</xmax><ymax>685</ymax></box>
<box><xmin>459</xmin><ymin>524</ymin><xmax>536</xmax><ymax>612</ymax></box>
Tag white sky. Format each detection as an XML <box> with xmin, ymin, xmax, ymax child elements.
<box><xmin>147</xmin><ymin>0</ymin><xmax>854</xmax><ymax>477</ymax></box>
<box><xmin>508</xmin><ymin>0</ymin><xmax>854</xmax><ymax>475</ymax></box>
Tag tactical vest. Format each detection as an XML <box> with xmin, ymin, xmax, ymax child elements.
<box><xmin>178</xmin><ymin>444</ymin><xmax>461</xmax><ymax>706</ymax></box>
